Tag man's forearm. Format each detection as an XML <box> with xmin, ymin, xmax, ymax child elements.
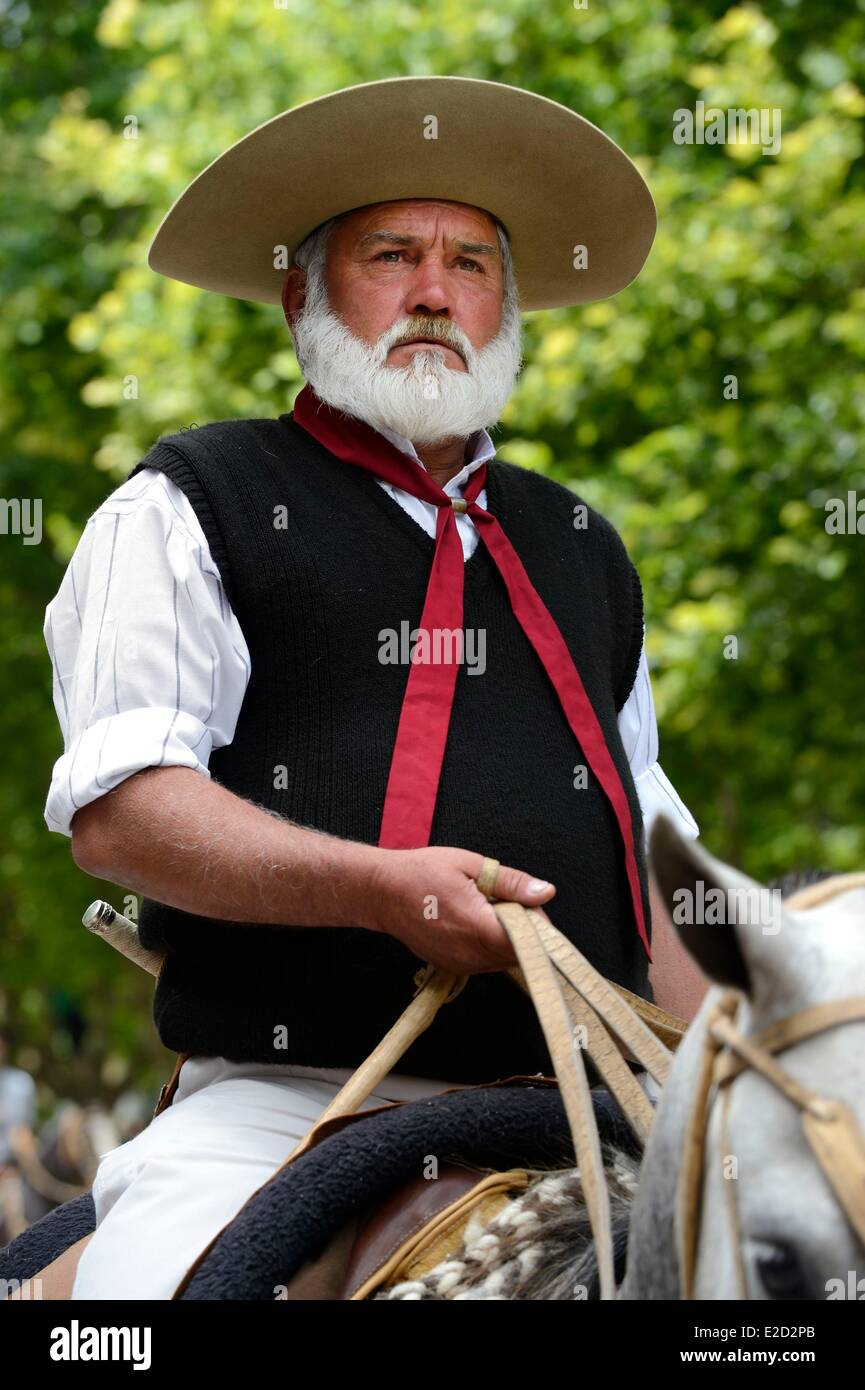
<box><xmin>70</xmin><ymin>766</ymin><xmax>383</xmax><ymax>929</ymax></box>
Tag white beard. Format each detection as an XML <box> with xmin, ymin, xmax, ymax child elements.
<box><xmin>289</xmin><ymin>269</ymin><xmax>523</xmax><ymax>447</ymax></box>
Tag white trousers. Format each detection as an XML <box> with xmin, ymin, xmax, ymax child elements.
<box><xmin>71</xmin><ymin>1057</ymin><xmax>462</xmax><ymax>1300</ymax></box>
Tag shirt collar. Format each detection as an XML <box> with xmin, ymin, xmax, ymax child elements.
<box><xmin>373</xmin><ymin>420</ymin><xmax>496</xmax><ymax>495</ymax></box>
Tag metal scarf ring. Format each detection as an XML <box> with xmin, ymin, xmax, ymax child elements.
<box><xmin>677</xmin><ymin>872</ymin><xmax>865</xmax><ymax>1300</ymax></box>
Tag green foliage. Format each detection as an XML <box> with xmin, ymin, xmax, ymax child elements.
<box><xmin>1</xmin><ymin>0</ymin><xmax>863</xmax><ymax>1095</ymax></box>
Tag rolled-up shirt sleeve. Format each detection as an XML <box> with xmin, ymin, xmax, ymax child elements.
<box><xmin>43</xmin><ymin>469</ymin><xmax>250</xmax><ymax>838</ymax></box>
<box><xmin>617</xmin><ymin>630</ymin><xmax>700</xmax><ymax>849</ymax></box>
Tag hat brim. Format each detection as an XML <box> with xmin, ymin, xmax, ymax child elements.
<box><xmin>148</xmin><ymin>75</ymin><xmax>657</xmax><ymax>313</ymax></box>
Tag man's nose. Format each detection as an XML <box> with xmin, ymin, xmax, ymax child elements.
<box><xmin>403</xmin><ymin>262</ymin><xmax>451</xmax><ymax>318</ymax></box>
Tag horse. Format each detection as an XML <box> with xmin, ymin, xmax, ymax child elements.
<box><xmin>2</xmin><ymin>814</ymin><xmax>863</xmax><ymax>1300</ymax></box>
<box><xmin>622</xmin><ymin>818</ymin><xmax>865</xmax><ymax>1301</ymax></box>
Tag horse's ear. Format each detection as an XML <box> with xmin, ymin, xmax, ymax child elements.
<box><xmin>649</xmin><ymin>815</ymin><xmax>759</xmax><ymax>993</ymax></box>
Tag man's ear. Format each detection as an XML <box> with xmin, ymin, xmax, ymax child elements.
<box><xmin>281</xmin><ymin>264</ymin><xmax>307</xmax><ymax>326</ymax></box>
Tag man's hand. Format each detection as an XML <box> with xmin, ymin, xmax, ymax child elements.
<box><xmin>363</xmin><ymin>847</ymin><xmax>557</xmax><ymax>975</ymax></box>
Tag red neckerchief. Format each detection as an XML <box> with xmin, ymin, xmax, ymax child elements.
<box><xmin>292</xmin><ymin>384</ymin><xmax>650</xmax><ymax>960</ymax></box>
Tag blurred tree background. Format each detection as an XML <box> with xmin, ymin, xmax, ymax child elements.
<box><xmin>1</xmin><ymin>0</ymin><xmax>863</xmax><ymax>1104</ymax></box>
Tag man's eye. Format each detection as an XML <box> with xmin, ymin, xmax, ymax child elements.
<box><xmin>458</xmin><ymin>259</ymin><xmax>482</xmax><ymax>272</ymax></box>
<box><xmin>377</xmin><ymin>251</ymin><xmax>404</xmax><ymax>263</ymax></box>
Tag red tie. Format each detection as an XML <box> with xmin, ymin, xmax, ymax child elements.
<box><xmin>292</xmin><ymin>384</ymin><xmax>651</xmax><ymax>960</ymax></box>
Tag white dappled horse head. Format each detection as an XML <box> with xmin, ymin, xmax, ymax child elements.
<box><xmin>622</xmin><ymin>815</ymin><xmax>865</xmax><ymax>1301</ymax></box>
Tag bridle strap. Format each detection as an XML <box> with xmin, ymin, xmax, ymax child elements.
<box><xmin>677</xmin><ymin>992</ymin><xmax>739</xmax><ymax>1298</ymax></box>
<box><xmin>711</xmin><ymin>1012</ymin><xmax>833</xmax><ymax>1114</ymax></box>
<box><xmin>712</xmin><ymin>1009</ymin><xmax>865</xmax><ymax>1250</ymax></box>
<box><xmin>714</xmin><ymin>997</ymin><xmax>865</xmax><ymax>1086</ymax></box>
<box><xmin>718</xmin><ymin>1081</ymin><xmax>748</xmax><ymax>1300</ymax></box>
<box><xmin>679</xmin><ymin>992</ymin><xmax>865</xmax><ymax>1298</ymax></box>
<box><xmin>800</xmin><ymin>1102</ymin><xmax>865</xmax><ymax>1249</ymax></box>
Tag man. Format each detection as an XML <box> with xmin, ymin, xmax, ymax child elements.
<box><xmin>43</xmin><ymin>78</ymin><xmax>704</xmax><ymax>1298</ymax></box>
<box><xmin>0</xmin><ymin>1036</ymin><xmax>37</xmax><ymax>1174</ymax></box>
<box><xmin>0</xmin><ymin>1035</ymin><xmax>37</xmax><ymax>1243</ymax></box>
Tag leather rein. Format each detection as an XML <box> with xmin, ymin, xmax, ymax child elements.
<box><xmin>677</xmin><ymin>872</ymin><xmax>865</xmax><ymax>1299</ymax></box>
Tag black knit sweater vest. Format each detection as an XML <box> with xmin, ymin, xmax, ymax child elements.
<box><xmin>127</xmin><ymin>413</ymin><xmax>652</xmax><ymax>1083</ymax></box>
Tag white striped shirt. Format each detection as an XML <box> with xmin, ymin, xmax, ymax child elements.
<box><xmin>42</xmin><ymin>420</ymin><xmax>699</xmax><ymax>847</ymax></box>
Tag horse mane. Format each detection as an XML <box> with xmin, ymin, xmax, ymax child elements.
<box><xmin>767</xmin><ymin>867</ymin><xmax>833</xmax><ymax>899</ymax></box>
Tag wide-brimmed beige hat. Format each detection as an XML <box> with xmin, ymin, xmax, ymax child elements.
<box><xmin>148</xmin><ymin>75</ymin><xmax>656</xmax><ymax>312</ymax></box>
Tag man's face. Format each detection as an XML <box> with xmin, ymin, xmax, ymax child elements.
<box><xmin>321</xmin><ymin>200</ymin><xmax>505</xmax><ymax>373</ymax></box>
<box><xmin>284</xmin><ymin>197</ymin><xmax>522</xmax><ymax>447</ymax></box>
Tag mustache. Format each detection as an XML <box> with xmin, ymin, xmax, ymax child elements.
<box><xmin>383</xmin><ymin>317</ymin><xmax>471</xmax><ymax>363</ymax></box>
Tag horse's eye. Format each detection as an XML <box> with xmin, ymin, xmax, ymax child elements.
<box><xmin>755</xmin><ymin>1242</ymin><xmax>809</xmax><ymax>1299</ymax></box>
